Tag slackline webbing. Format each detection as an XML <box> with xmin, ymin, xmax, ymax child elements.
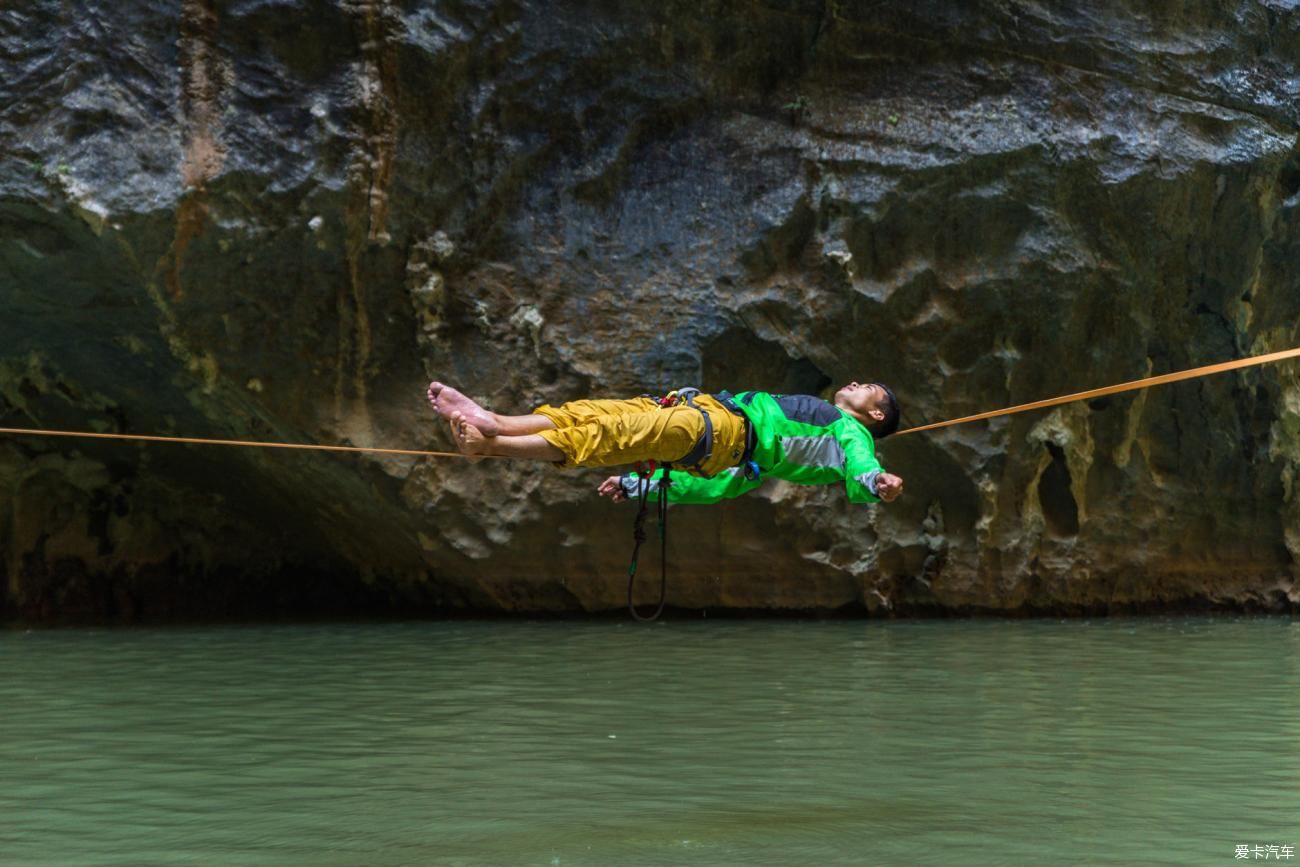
<box><xmin>0</xmin><ymin>346</ymin><xmax>1297</xmax><ymax>455</ymax></box>
<box><xmin>0</xmin><ymin>426</ymin><xmax>494</xmax><ymax>459</ymax></box>
<box><xmin>894</xmin><ymin>346</ymin><xmax>1300</xmax><ymax>437</ymax></box>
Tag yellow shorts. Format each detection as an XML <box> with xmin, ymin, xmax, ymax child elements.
<box><xmin>534</xmin><ymin>394</ymin><xmax>747</xmax><ymax>477</ymax></box>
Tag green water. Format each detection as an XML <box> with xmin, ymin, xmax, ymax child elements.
<box><xmin>2</xmin><ymin>618</ymin><xmax>1297</xmax><ymax>866</ymax></box>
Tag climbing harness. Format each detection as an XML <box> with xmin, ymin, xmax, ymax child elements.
<box><xmin>625</xmin><ymin>459</ymin><xmax>670</xmax><ymax>622</ymax></box>
<box><xmin>715</xmin><ymin>390</ymin><xmax>761</xmax><ymax>482</ymax></box>
<box><xmin>620</xmin><ymin>387</ymin><xmax>760</xmax><ymax>620</ymax></box>
<box><xmin>649</xmin><ymin>388</ymin><xmax>715</xmax><ymax>474</ymax></box>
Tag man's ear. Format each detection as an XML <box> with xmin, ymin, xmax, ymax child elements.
<box><xmin>869</xmin><ymin>407</ymin><xmax>885</xmax><ymax>422</ymax></box>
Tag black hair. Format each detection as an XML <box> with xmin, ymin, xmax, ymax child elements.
<box><xmin>871</xmin><ymin>383</ymin><xmax>901</xmax><ymax>439</ymax></box>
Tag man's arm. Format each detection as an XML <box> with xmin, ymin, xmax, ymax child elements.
<box><xmin>841</xmin><ymin>427</ymin><xmax>903</xmax><ymax>503</ymax></box>
<box><xmin>598</xmin><ymin>467</ymin><xmax>764</xmax><ymax>504</ymax></box>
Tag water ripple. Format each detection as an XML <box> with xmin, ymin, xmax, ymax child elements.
<box><xmin>1</xmin><ymin>618</ymin><xmax>1296</xmax><ymax>865</ymax></box>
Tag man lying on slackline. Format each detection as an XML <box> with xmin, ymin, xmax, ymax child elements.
<box><xmin>427</xmin><ymin>380</ymin><xmax>905</xmax><ymax>505</ymax></box>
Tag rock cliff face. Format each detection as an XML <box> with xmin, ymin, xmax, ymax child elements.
<box><xmin>2</xmin><ymin>1</ymin><xmax>1299</xmax><ymax>622</ymax></box>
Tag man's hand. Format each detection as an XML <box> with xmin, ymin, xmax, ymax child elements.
<box><xmin>876</xmin><ymin>472</ymin><xmax>904</xmax><ymax>502</ymax></box>
<box><xmin>597</xmin><ymin>475</ymin><xmax>628</xmax><ymax>502</ymax></box>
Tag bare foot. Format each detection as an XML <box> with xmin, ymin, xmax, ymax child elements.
<box><xmin>450</xmin><ymin>411</ymin><xmax>489</xmax><ymax>463</ymax></box>
<box><xmin>427</xmin><ymin>381</ymin><xmax>499</xmax><ymax>436</ymax></box>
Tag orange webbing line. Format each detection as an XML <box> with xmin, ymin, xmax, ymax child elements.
<box><xmin>0</xmin><ymin>426</ymin><xmax>498</xmax><ymax>459</ymax></box>
<box><xmin>3</xmin><ymin>346</ymin><xmax>1298</xmax><ymax>453</ymax></box>
<box><xmin>895</xmin><ymin>346</ymin><xmax>1300</xmax><ymax>437</ymax></box>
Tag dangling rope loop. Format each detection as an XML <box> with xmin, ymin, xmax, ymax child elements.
<box><xmin>626</xmin><ymin>461</ymin><xmax>670</xmax><ymax>622</ymax></box>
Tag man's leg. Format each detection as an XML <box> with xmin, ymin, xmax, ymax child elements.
<box><xmin>432</xmin><ymin>383</ymin><xmax>695</xmax><ymax>466</ymax></box>
<box><xmin>532</xmin><ymin>396</ymin><xmax>745</xmax><ymax>473</ymax></box>
<box><xmin>429</xmin><ymin>383</ymin><xmax>663</xmax><ymax>437</ymax></box>
<box><xmin>451</xmin><ymin>409</ymin><xmax>690</xmax><ymax>467</ymax></box>
<box><xmin>450</xmin><ymin>412</ymin><xmax>564</xmax><ymax>461</ymax></box>
<box><xmin>536</xmin><ymin>404</ymin><xmax>702</xmax><ymax>468</ymax></box>
<box><xmin>428</xmin><ymin>382</ymin><xmax>556</xmax><ymax>437</ymax></box>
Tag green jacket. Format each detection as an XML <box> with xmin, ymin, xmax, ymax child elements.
<box><xmin>622</xmin><ymin>391</ymin><xmax>886</xmax><ymax>505</ymax></box>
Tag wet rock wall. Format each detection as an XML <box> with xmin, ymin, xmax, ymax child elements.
<box><xmin>2</xmin><ymin>1</ymin><xmax>1299</xmax><ymax>621</ymax></box>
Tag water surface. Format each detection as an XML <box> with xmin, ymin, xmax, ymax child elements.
<box><xmin>2</xmin><ymin>618</ymin><xmax>1297</xmax><ymax>865</ymax></box>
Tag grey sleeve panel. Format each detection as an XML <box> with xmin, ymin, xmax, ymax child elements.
<box><xmin>620</xmin><ymin>474</ymin><xmax>657</xmax><ymax>497</ymax></box>
<box><xmin>779</xmin><ymin>435</ymin><xmax>847</xmax><ymax>469</ymax></box>
<box><xmin>857</xmin><ymin>470</ymin><xmax>881</xmax><ymax>496</ymax></box>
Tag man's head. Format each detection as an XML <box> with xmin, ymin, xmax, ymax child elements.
<box><xmin>834</xmin><ymin>382</ymin><xmax>901</xmax><ymax>439</ymax></box>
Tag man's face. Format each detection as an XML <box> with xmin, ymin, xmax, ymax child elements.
<box><xmin>834</xmin><ymin>381</ymin><xmax>887</xmax><ymax>425</ymax></box>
